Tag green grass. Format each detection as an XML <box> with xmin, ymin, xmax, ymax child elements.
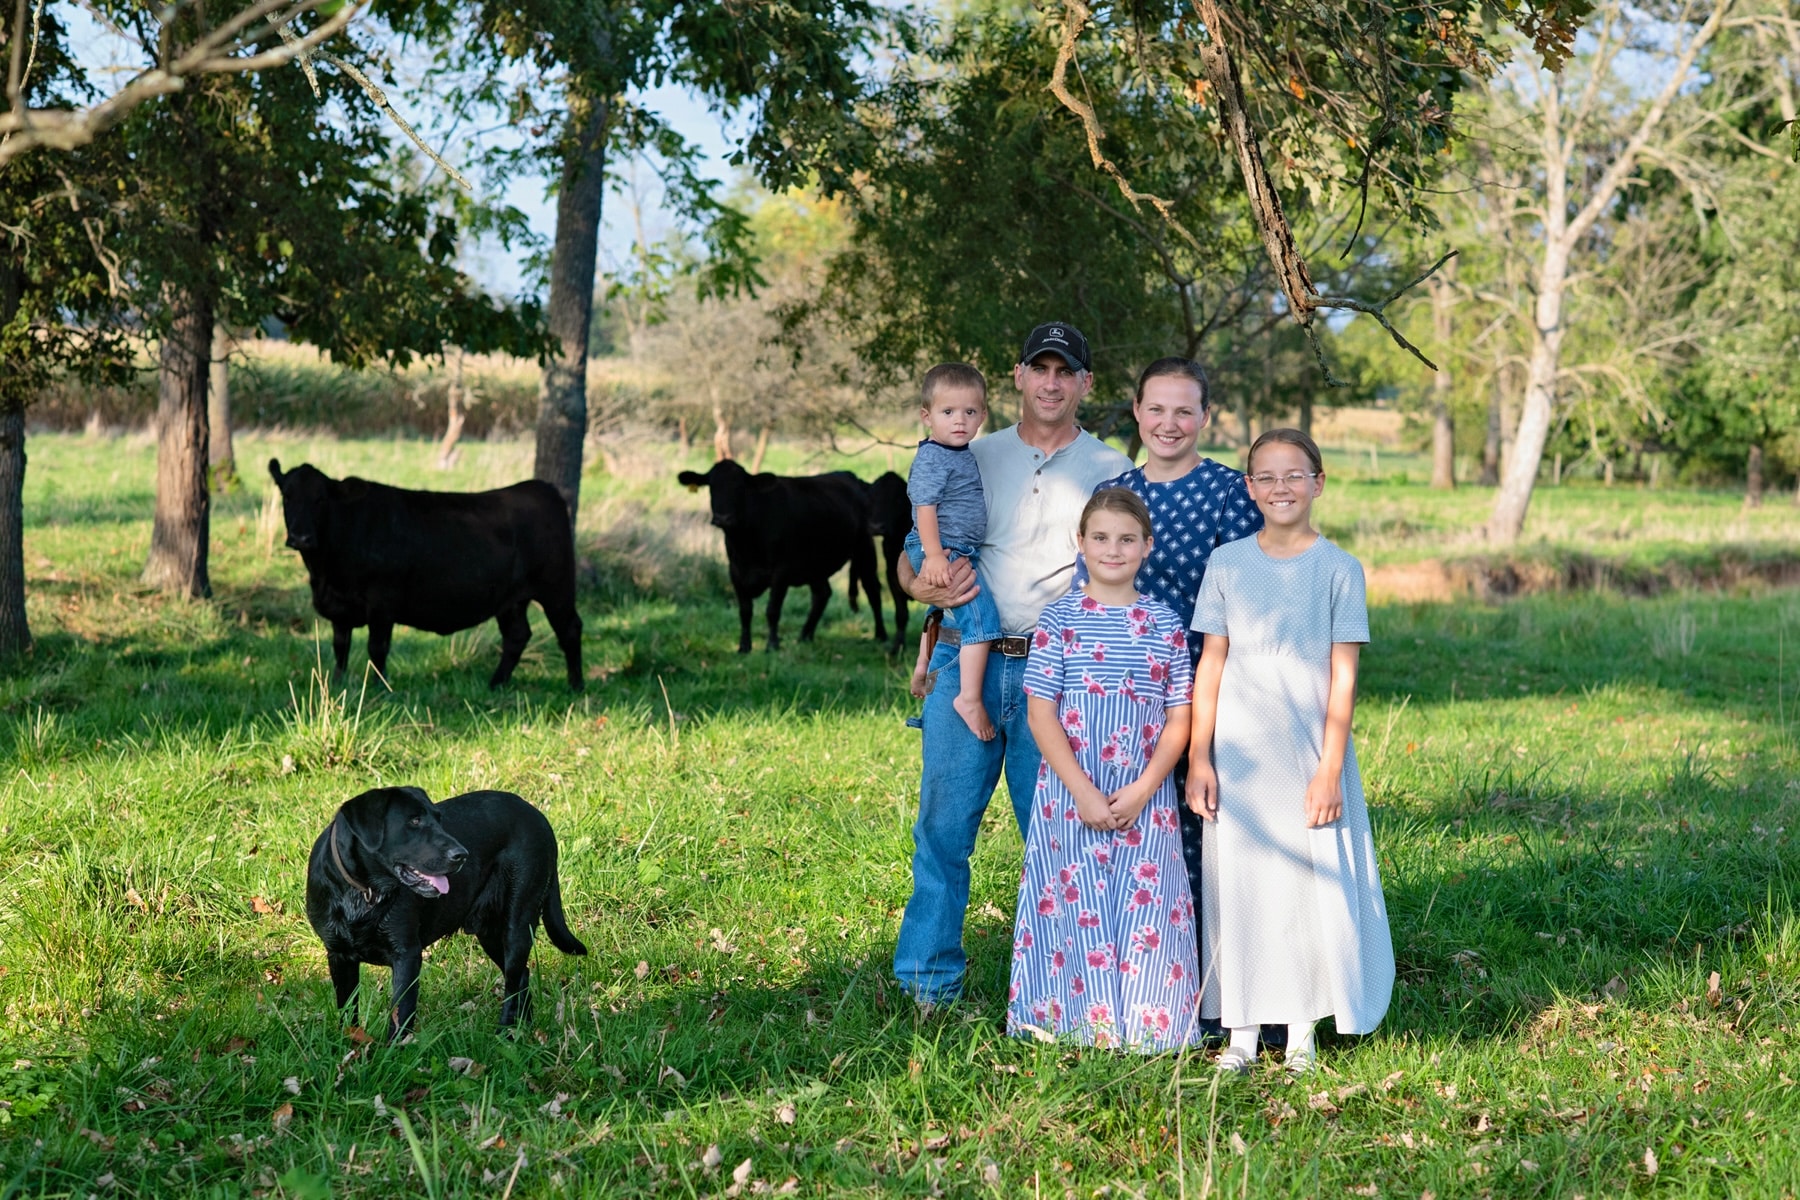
<box><xmin>1</xmin><ymin>432</ymin><xmax>1797</xmax><ymax>1198</ymax></box>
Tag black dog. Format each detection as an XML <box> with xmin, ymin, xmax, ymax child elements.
<box><xmin>305</xmin><ymin>786</ymin><xmax>587</xmax><ymax>1040</ymax></box>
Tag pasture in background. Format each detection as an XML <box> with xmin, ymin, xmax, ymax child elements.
<box><xmin>0</xmin><ymin>431</ymin><xmax>1796</xmax><ymax>1197</ymax></box>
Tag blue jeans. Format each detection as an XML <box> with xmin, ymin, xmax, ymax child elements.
<box><xmin>902</xmin><ymin>533</ymin><xmax>1004</xmax><ymax>643</ymax></box>
<box><xmin>893</xmin><ymin>641</ymin><xmax>1043</xmax><ymax>1003</ymax></box>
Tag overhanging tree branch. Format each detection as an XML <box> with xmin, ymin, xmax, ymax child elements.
<box><xmin>0</xmin><ymin>0</ymin><xmax>365</xmax><ymax>168</ymax></box>
<box><xmin>1047</xmin><ymin>0</ymin><xmax>1454</xmax><ymax>381</ymax></box>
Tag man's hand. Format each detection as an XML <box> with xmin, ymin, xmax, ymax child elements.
<box><xmin>1304</xmin><ymin>769</ymin><xmax>1343</xmax><ymax>827</ymax></box>
<box><xmin>919</xmin><ymin>550</ymin><xmax>954</xmax><ymax>589</ymax></box>
<box><xmin>898</xmin><ymin>554</ymin><xmax>980</xmax><ymax>610</ymax></box>
<box><xmin>1185</xmin><ymin>758</ymin><xmax>1218</xmax><ymax>821</ymax></box>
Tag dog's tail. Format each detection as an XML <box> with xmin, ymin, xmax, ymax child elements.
<box><xmin>542</xmin><ymin>875</ymin><xmax>588</xmax><ymax>956</ymax></box>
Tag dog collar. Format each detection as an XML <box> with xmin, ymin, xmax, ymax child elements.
<box><xmin>329</xmin><ymin>818</ymin><xmax>376</xmax><ymax>903</ymax></box>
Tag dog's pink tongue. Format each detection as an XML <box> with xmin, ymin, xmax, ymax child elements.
<box><xmin>424</xmin><ymin>874</ymin><xmax>450</xmax><ymax>895</ymax></box>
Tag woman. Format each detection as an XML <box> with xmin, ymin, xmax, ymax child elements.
<box><xmin>1088</xmin><ymin>356</ymin><xmax>1263</xmax><ymax>1040</ymax></box>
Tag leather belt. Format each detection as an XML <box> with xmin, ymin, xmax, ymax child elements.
<box><xmin>935</xmin><ymin>627</ymin><xmax>1032</xmax><ymax>657</ymax></box>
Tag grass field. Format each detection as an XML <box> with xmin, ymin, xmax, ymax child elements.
<box><xmin>1</xmin><ymin>431</ymin><xmax>1797</xmax><ymax>1198</ymax></box>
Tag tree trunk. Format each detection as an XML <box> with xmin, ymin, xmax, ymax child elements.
<box><xmin>1490</xmin><ymin>253</ymin><xmax>1565</xmax><ymax>543</ymax></box>
<box><xmin>1298</xmin><ymin>393</ymin><xmax>1313</xmax><ymax>439</ymax></box>
<box><xmin>1491</xmin><ymin>84</ymin><xmax>1571</xmax><ymax>545</ymax></box>
<box><xmin>711</xmin><ymin>382</ymin><xmax>733</xmax><ymax>461</ymax></box>
<box><xmin>749</xmin><ymin>425</ymin><xmax>771</xmax><ymax>474</ymax></box>
<box><xmin>1429</xmin><ymin>270</ymin><xmax>1456</xmax><ymax>489</ymax></box>
<box><xmin>1480</xmin><ymin>377</ymin><xmax>1501</xmax><ymax>486</ymax></box>
<box><xmin>144</xmin><ymin>289</ymin><xmax>213</xmax><ymax>597</ymax></box>
<box><xmin>207</xmin><ymin>323</ymin><xmax>236</xmax><ymax>491</ymax></box>
<box><xmin>438</xmin><ymin>347</ymin><xmax>467</xmax><ymax>469</ymax></box>
<box><xmin>1746</xmin><ymin>443</ymin><xmax>1765</xmax><ymax>508</ymax></box>
<box><xmin>1499</xmin><ymin>370</ymin><xmax>1518</xmax><ymax>480</ymax></box>
<box><xmin>0</xmin><ymin>405</ymin><xmax>29</xmax><ymax>659</ymax></box>
<box><xmin>532</xmin><ymin>94</ymin><xmax>610</xmax><ymax>524</ymax></box>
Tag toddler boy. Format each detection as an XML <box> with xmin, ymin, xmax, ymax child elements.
<box><xmin>906</xmin><ymin>363</ymin><xmax>1003</xmax><ymax>740</ymax></box>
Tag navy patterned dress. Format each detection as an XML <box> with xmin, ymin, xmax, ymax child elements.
<box><xmin>1087</xmin><ymin>460</ymin><xmax>1261</xmax><ymax>979</ymax></box>
<box><xmin>1007</xmin><ymin>591</ymin><xmax>1199</xmax><ymax>1052</ymax></box>
<box><xmin>1093</xmin><ymin>460</ymin><xmax>1262</xmax><ymax>636</ymax></box>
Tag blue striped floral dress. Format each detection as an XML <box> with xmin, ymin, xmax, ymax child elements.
<box><xmin>1006</xmin><ymin>591</ymin><xmax>1200</xmax><ymax>1052</ymax></box>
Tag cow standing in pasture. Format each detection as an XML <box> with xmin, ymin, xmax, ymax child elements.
<box><xmin>866</xmin><ymin>471</ymin><xmax>913</xmax><ymax>654</ymax></box>
<box><xmin>268</xmin><ymin>460</ymin><xmax>584</xmax><ymax>689</ymax></box>
<box><xmin>677</xmin><ymin>459</ymin><xmax>886</xmax><ymax>654</ymax></box>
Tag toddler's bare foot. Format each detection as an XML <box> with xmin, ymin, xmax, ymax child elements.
<box><xmin>953</xmin><ymin>694</ymin><xmax>996</xmax><ymax>741</ymax></box>
<box><xmin>910</xmin><ymin>661</ymin><xmax>929</xmax><ymax>700</ymax></box>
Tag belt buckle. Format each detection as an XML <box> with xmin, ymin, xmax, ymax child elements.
<box><xmin>994</xmin><ymin>636</ymin><xmax>1030</xmax><ymax>658</ymax></box>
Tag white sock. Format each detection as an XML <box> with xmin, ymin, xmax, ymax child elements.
<box><xmin>1229</xmin><ymin>1025</ymin><xmax>1259</xmax><ymax>1059</ymax></box>
<box><xmin>1288</xmin><ymin>1020</ymin><xmax>1317</xmax><ymax>1056</ymax></box>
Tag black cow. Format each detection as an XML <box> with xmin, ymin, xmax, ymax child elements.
<box><xmin>866</xmin><ymin>471</ymin><xmax>913</xmax><ymax>655</ymax></box>
<box><xmin>268</xmin><ymin>460</ymin><xmax>583</xmax><ymax>689</ymax></box>
<box><xmin>677</xmin><ymin>459</ymin><xmax>886</xmax><ymax>654</ymax></box>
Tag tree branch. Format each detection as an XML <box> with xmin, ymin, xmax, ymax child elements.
<box><xmin>0</xmin><ymin>0</ymin><xmax>364</xmax><ymax>168</ymax></box>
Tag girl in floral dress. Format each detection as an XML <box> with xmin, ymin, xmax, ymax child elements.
<box><xmin>1007</xmin><ymin>489</ymin><xmax>1199</xmax><ymax>1052</ymax></box>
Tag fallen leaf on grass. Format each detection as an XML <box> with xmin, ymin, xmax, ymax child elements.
<box><xmin>1472</xmin><ymin>1113</ymin><xmax>1491</xmax><ymax>1132</ymax></box>
<box><xmin>477</xmin><ymin>1133</ymin><xmax>506</xmax><ymax>1150</ymax></box>
<box><xmin>79</xmin><ymin>1129</ymin><xmax>115</xmax><ymax>1150</ymax></box>
<box><xmin>1229</xmin><ymin>1131</ymin><xmax>1248</xmax><ymax>1156</ymax></box>
<box><xmin>283</xmin><ymin>1077</ymin><xmax>301</xmax><ymax>1096</ymax></box>
<box><xmin>710</xmin><ymin>928</ymin><xmax>737</xmax><ymax>954</ymax></box>
<box><xmin>981</xmin><ymin>1160</ymin><xmax>1002</xmax><ymax>1184</ymax></box>
<box><xmin>1379</xmin><ymin>1071</ymin><xmax>1405</xmax><ymax>1092</ymax></box>
<box><xmin>251</xmin><ymin>896</ymin><xmax>275</xmax><ymax>915</ymax></box>
<box><xmin>1306</xmin><ymin>1092</ymin><xmax>1339</xmax><ymax>1115</ymax></box>
<box><xmin>1644</xmin><ymin>1146</ymin><xmax>1659</xmax><ymax>1176</ymax></box>
<box><xmin>272</xmin><ymin>1103</ymin><xmax>293</xmax><ymax>1133</ymax></box>
<box><xmin>774</xmin><ymin>1102</ymin><xmax>796</xmax><ymax>1125</ymax></box>
<box><xmin>658</xmin><ymin>1066</ymin><xmax>687</xmax><ymax>1088</ymax></box>
<box><xmin>1602</xmin><ymin>975</ymin><xmax>1628</xmax><ymax>1001</ymax></box>
<box><xmin>634</xmin><ymin>961</ymin><xmax>650</xmax><ymax>981</ymax></box>
<box><xmin>1336</xmin><ymin>1083</ymin><xmax>1367</xmax><ymax>1102</ymax></box>
<box><xmin>701</xmin><ymin>1144</ymin><xmax>723</xmax><ymax>1172</ymax></box>
<box><xmin>447</xmin><ymin>1057</ymin><xmax>484</xmax><ymax>1077</ymax></box>
<box><xmin>125</xmin><ymin>888</ymin><xmax>148</xmax><ymax>912</ymax></box>
<box><xmin>346</xmin><ymin>1027</ymin><xmax>374</xmax><ymax>1046</ymax></box>
<box><xmin>1350</xmin><ymin>1185</ymin><xmax>1379</xmax><ymax>1197</ymax></box>
<box><xmin>1706</xmin><ymin>971</ymin><xmax>1722</xmax><ymax>1008</ymax></box>
<box><xmin>774</xmin><ymin>1179</ymin><xmax>799</xmax><ymax>1195</ymax></box>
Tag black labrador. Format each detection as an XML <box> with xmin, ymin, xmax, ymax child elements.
<box><xmin>305</xmin><ymin>786</ymin><xmax>587</xmax><ymax>1040</ymax></box>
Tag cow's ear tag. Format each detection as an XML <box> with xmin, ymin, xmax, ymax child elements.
<box><xmin>683</xmin><ymin>483</ymin><xmax>700</xmax><ymax>494</ymax></box>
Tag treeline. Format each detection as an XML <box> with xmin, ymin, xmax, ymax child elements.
<box><xmin>3</xmin><ymin>0</ymin><xmax>1796</xmax><ymax>663</ymax></box>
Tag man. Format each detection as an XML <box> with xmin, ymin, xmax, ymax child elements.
<box><xmin>893</xmin><ymin>323</ymin><xmax>1132</xmax><ymax>1007</ymax></box>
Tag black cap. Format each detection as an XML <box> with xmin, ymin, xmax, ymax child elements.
<box><xmin>1019</xmin><ymin>323</ymin><xmax>1091</xmax><ymax>372</ymax></box>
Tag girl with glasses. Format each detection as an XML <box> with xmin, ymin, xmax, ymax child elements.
<box><xmin>1184</xmin><ymin>428</ymin><xmax>1395</xmax><ymax>1075</ymax></box>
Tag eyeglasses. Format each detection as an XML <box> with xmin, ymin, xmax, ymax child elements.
<box><xmin>1248</xmin><ymin>471</ymin><xmax>1319</xmax><ymax>488</ymax></box>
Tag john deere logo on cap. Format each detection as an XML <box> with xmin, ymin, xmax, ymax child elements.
<box><xmin>1049</xmin><ymin>327</ymin><xmax>1065</xmax><ymax>339</ymax></box>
